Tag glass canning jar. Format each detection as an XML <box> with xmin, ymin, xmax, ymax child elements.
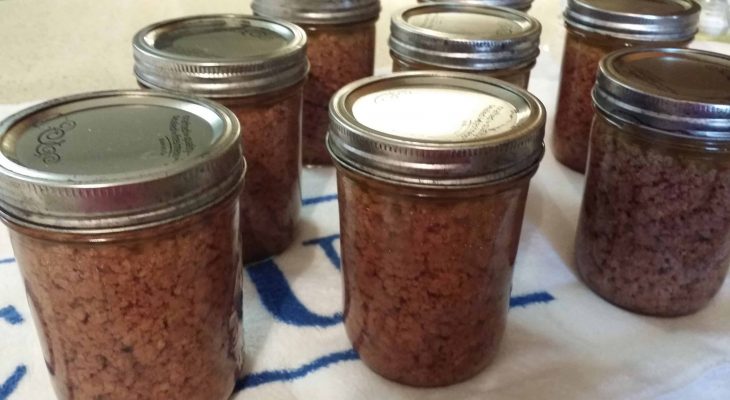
<box><xmin>133</xmin><ymin>14</ymin><xmax>308</xmax><ymax>263</ymax></box>
<box><xmin>327</xmin><ymin>72</ymin><xmax>546</xmax><ymax>386</ymax></box>
<box><xmin>418</xmin><ymin>0</ymin><xmax>534</xmax><ymax>12</ymax></box>
<box><xmin>577</xmin><ymin>48</ymin><xmax>730</xmax><ymax>317</ymax></box>
<box><xmin>553</xmin><ymin>0</ymin><xmax>700</xmax><ymax>173</ymax></box>
<box><xmin>0</xmin><ymin>91</ymin><xmax>246</xmax><ymax>400</ymax></box>
<box><xmin>389</xmin><ymin>4</ymin><xmax>541</xmax><ymax>89</ymax></box>
<box><xmin>252</xmin><ymin>0</ymin><xmax>381</xmax><ymax>166</ymax></box>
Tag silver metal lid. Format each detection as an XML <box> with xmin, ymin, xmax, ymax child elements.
<box><xmin>133</xmin><ymin>14</ymin><xmax>308</xmax><ymax>98</ymax></box>
<box><xmin>0</xmin><ymin>90</ymin><xmax>245</xmax><ymax>231</ymax></box>
<box><xmin>593</xmin><ymin>48</ymin><xmax>730</xmax><ymax>138</ymax></box>
<box><xmin>565</xmin><ymin>0</ymin><xmax>700</xmax><ymax>42</ymax></box>
<box><xmin>389</xmin><ymin>4</ymin><xmax>541</xmax><ymax>71</ymax></box>
<box><xmin>417</xmin><ymin>0</ymin><xmax>534</xmax><ymax>12</ymax></box>
<box><xmin>251</xmin><ymin>0</ymin><xmax>381</xmax><ymax>25</ymax></box>
<box><xmin>327</xmin><ymin>71</ymin><xmax>546</xmax><ymax>187</ymax></box>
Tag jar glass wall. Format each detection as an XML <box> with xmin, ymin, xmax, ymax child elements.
<box><xmin>302</xmin><ymin>21</ymin><xmax>376</xmax><ymax>165</ymax></box>
<box><xmin>391</xmin><ymin>55</ymin><xmax>534</xmax><ymax>89</ymax></box>
<box><xmin>337</xmin><ymin>166</ymin><xmax>534</xmax><ymax>386</ymax></box>
<box><xmin>552</xmin><ymin>30</ymin><xmax>689</xmax><ymax>173</ymax></box>
<box><xmin>8</xmin><ymin>193</ymin><xmax>243</xmax><ymax>399</ymax></box>
<box><xmin>219</xmin><ymin>85</ymin><xmax>304</xmax><ymax>262</ymax></box>
<box><xmin>576</xmin><ymin>113</ymin><xmax>730</xmax><ymax>316</ymax></box>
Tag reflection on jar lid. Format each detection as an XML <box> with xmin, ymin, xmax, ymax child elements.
<box><xmin>133</xmin><ymin>14</ymin><xmax>309</xmax><ymax>98</ymax></box>
<box><xmin>389</xmin><ymin>4</ymin><xmax>541</xmax><ymax>71</ymax></box>
<box><xmin>251</xmin><ymin>0</ymin><xmax>381</xmax><ymax>25</ymax></box>
<box><xmin>417</xmin><ymin>0</ymin><xmax>534</xmax><ymax>12</ymax></box>
<box><xmin>564</xmin><ymin>0</ymin><xmax>700</xmax><ymax>41</ymax></box>
<box><xmin>593</xmin><ymin>48</ymin><xmax>730</xmax><ymax>138</ymax></box>
<box><xmin>327</xmin><ymin>71</ymin><xmax>545</xmax><ymax>187</ymax></box>
<box><xmin>0</xmin><ymin>90</ymin><xmax>245</xmax><ymax>231</ymax></box>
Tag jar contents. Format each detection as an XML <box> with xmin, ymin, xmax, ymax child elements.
<box><xmin>389</xmin><ymin>4</ymin><xmax>541</xmax><ymax>89</ymax></box>
<box><xmin>220</xmin><ymin>90</ymin><xmax>302</xmax><ymax>262</ymax></box>
<box><xmin>553</xmin><ymin>0</ymin><xmax>700</xmax><ymax>173</ymax></box>
<box><xmin>252</xmin><ymin>0</ymin><xmax>380</xmax><ymax>166</ymax></box>
<box><xmin>339</xmin><ymin>171</ymin><xmax>530</xmax><ymax>386</ymax></box>
<box><xmin>328</xmin><ymin>72</ymin><xmax>546</xmax><ymax>386</ymax></box>
<box><xmin>576</xmin><ymin>48</ymin><xmax>730</xmax><ymax>316</ymax></box>
<box><xmin>0</xmin><ymin>91</ymin><xmax>246</xmax><ymax>399</ymax></box>
<box><xmin>418</xmin><ymin>0</ymin><xmax>534</xmax><ymax>12</ymax></box>
<box><xmin>12</xmin><ymin>195</ymin><xmax>242</xmax><ymax>400</ymax></box>
<box><xmin>134</xmin><ymin>15</ymin><xmax>309</xmax><ymax>262</ymax></box>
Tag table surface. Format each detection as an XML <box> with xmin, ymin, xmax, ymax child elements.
<box><xmin>1</xmin><ymin>1</ymin><xmax>730</xmax><ymax>399</ymax></box>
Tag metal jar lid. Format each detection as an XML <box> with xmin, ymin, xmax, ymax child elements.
<box><xmin>0</xmin><ymin>90</ymin><xmax>245</xmax><ymax>232</ymax></box>
<box><xmin>327</xmin><ymin>71</ymin><xmax>546</xmax><ymax>187</ymax></box>
<box><xmin>593</xmin><ymin>48</ymin><xmax>730</xmax><ymax>138</ymax></box>
<box><xmin>389</xmin><ymin>4</ymin><xmax>541</xmax><ymax>71</ymax></box>
<box><xmin>417</xmin><ymin>0</ymin><xmax>534</xmax><ymax>12</ymax></box>
<box><xmin>251</xmin><ymin>0</ymin><xmax>381</xmax><ymax>25</ymax></box>
<box><xmin>564</xmin><ymin>0</ymin><xmax>700</xmax><ymax>42</ymax></box>
<box><xmin>133</xmin><ymin>14</ymin><xmax>309</xmax><ymax>98</ymax></box>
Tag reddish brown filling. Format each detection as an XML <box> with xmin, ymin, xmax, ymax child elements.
<box><xmin>337</xmin><ymin>169</ymin><xmax>529</xmax><ymax>387</ymax></box>
<box><xmin>576</xmin><ymin>115</ymin><xmax>730</xmax><ymax>316</ymax></box>
<box><xmin>10</xmin><ymin>195</ymin><xmax>243</xmax><ymax>400</ymax></box>
<box><xmin>303</xmin><ymin>23</ymin><xmax>376</xmax><ymax>166</ymax></box>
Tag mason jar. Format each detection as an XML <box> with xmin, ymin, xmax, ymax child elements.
<box><xmin>252</xmin><ymin>0</ymin><xmax>381</xmax><ymax>166</ymax></box>
<box><xmin>133</xmin><ymin>14</ymin><xmax>308</xmax><ymax>263</ymax></box>
<box><xmin>0</xmin><ymin>91</ymin><xmax>246</xmax><ymax>399</ymax></box>
<box><xmin>389</xmin><ymin>4</ymin><xmax>541</xmax><ymax>89</ymax></box>
<box><xmin>577</xmin><ymin>48</ymin><xmax>730</xmax><ymax>317</ymax></box>
<box><xmin>328</xmin><ymin>72</ymin><xmax>546</xmax><ymax>386</ymax></box>
<box><xmin>418</xmin><ymin>0</ymin><xmax>534</xmax><ymax>12</ymax></box>
<box><xmin>552</xmin><ymin>0</ymin><xmax>700</xmax><ymax>173</ymax></box>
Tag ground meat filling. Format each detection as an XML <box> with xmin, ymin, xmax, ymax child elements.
<box><xmin>11</xmin><ymin>196</ymin><xmax>243</xmax><ymax>400</ymax></box>
<box><xmin>576</xmin><ymin>116</ymin><xmax>730</xmax><ymax>316</ymax></box>
<box><xmin>552</xmin><ymin>32</ymin><xmax>610</xmax><ymax>173</ymax></box>
<box><xmin>338</xmin><ymin>172</ymin><xmax>528</xmax><ymax>387</ymax></box>
<box><xmin>303</xmin><ymin>24</ymin><xmax>376</xmax><ymax>165</ymax></box>
<box><xmin>222</xmin><ymin>90</ymin><xmax>303</xmax><ymax>263</ymax></box>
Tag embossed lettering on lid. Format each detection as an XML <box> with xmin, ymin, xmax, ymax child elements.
<box><xmin>327</xmin><ymin>71</ymin><xmax>546</xmax><ymax>187</ymax></box>
<box><xmin>0</xmin><ymin>90</ymin><xmax>245</xmax><ymax>231</ymax></box>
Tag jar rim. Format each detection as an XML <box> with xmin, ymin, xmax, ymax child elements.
<box><xmin>327</xmin><ymin>71</ymin><xmax>546</xmax><ymax>188</ymax></box>
<box><xmin>389</xmin><ymin>4</ymin><xmax>541</xmax><ymax>70</ymax></box>
<box><xmin>0</xmin><ymin>90</ymin><xmax>246</xmax><ymax>231</ymax></box>
<box><xmin>133</xmin><ymin>14</ymin><xmax>309</xmax><ymax>97</ymax></box>
<box><xmin>593</xmin><ymin>47</ymin><xmax>730</xmax><ymax>139</ymax></box>
<box><xmin>564</xmin><ymin>0</ymin><xmax>700</xmax><ymax>42</ymax></box>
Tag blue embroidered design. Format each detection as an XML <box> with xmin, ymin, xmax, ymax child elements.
<box><xmin>247</xmin><ymin>259</ymin><xmax>342</xmax><ymax>327</ymax></box>
<box><xmin>0</xmin><ymin>365</ymin><xmax>27</xmax><ymax>400</ymax></box>
<box><xmin>0</xmin><ymin>258</ymin><xmax>14</xmax><ymax>265</ymax></box>
<box><xmin>509</xmin><ymin>292</ymin><xmax>555</xmax><ymax>308</ymax></box>
<box><xmin>302</xmin><ymin>234</ymin><xmax>341</xmax><ymax>270</ymax></box>
<box><xmin>235</xmin><ymin>349</ymin><xmax>358</xmax><ymax>391</ymax></box>
<box><xmin>302</xmin><ymin>194</ymin><xmax>338</xmax><ymax>207</ymax></box>
<box><xmin>0</xmin><ymin>306</ymin><xmax>23</xmax><ymax>325</ymax></box>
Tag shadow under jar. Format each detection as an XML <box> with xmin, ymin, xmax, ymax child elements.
<box><xmin>577</xmin><ymin>48</ymin><xmax>730</xmax><ymax>317</ymax></box>
<box><xmin>252</xmin><ymin>0</ymin><xmax>381</xmax><ymax>166</ymax></box>
<box><xmin>133</xmin><ymin>15</ymin><xmax>309</xmax><ymax>263</ymax></box>
<box><xmin>418</xmin><ymin>0</ymin><xmax>534</xmax><ymax>12</ymax></box>
<box><xmin>0</xmin><ymin>91</ymin><xmax>246</xmax><ymax>400</ymax></box>
<box><xmin>328</xmin><ymin>72</ymin><xmax>546</xmax><ymax>386</ymax></box>
<box><xmin>389</xmin><ymin>4</ymin><xmax>541</xmax><ymax>89</ymax></box>
<box><xmin>553</xmin><ymin>0</ymin><xmax>700</xmax><ymax>173</ymax></box>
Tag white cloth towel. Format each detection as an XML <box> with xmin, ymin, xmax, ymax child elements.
<box><xmin>1</xmin><ymin>31</ymin><xmax>730</xmax><ymax>400</ymax></box>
